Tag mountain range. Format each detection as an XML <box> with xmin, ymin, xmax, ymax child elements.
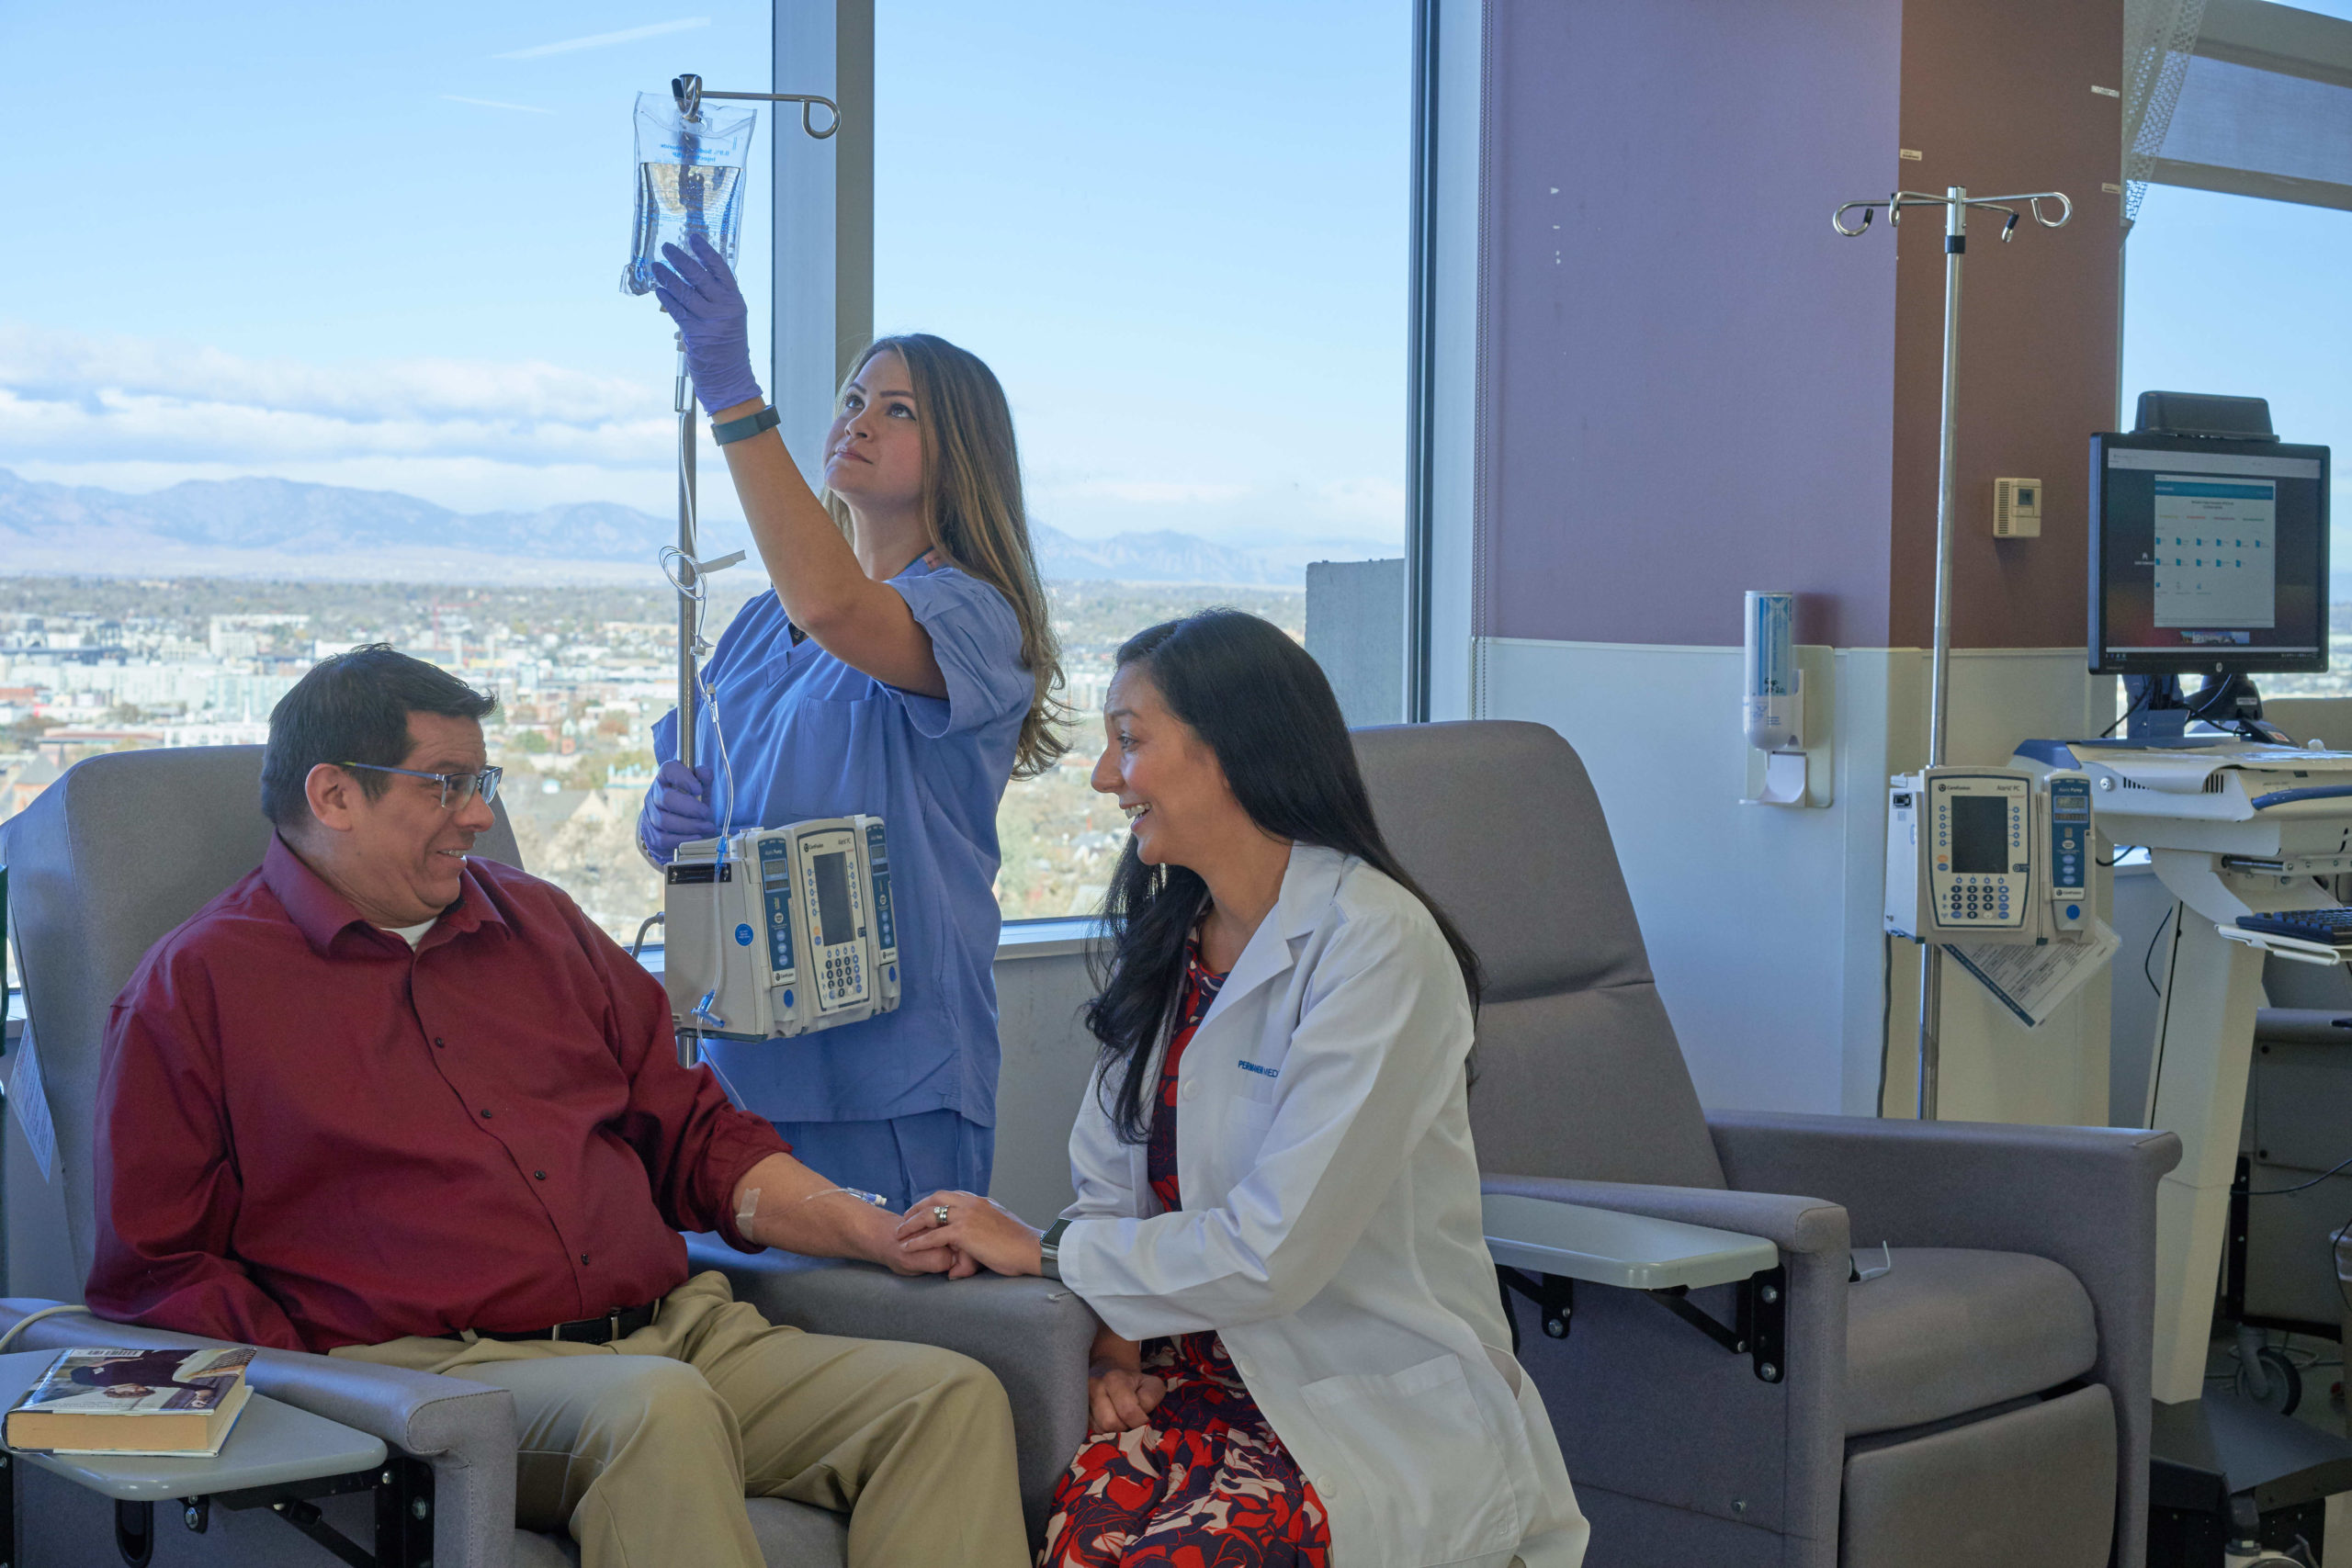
<box><xmin>0</xmin><ymin>469</ymin><xmax>1382</xmax><ymax>587</ymax></box>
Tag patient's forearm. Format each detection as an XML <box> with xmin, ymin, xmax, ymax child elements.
<box><xmin>731</xmin><ymin>1153</ymin><xmax>894</xmax><ymax>1262</ymax></box>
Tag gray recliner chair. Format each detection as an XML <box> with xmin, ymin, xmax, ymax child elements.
<box><xmin>0</xmin><ymin>745</ymin><xmax>1092</xmax><ymax>1568</ymax></box>
<box><xmin>1352</xmin><ymin>721</ymin><xmax>2182</xmax><ymax>1568</ymax></box>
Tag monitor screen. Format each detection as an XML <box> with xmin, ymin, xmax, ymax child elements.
<box><xmin>812</xmin><ymin>851</ymin><xmax>854</xmax><ymax>948</ymax></box>
<box><xmin>2091</xmin><ymin>432</ymin><xmax>2331</xmax><ymax>675</ymax></box>
<box><xmin>1949</xmin><ymin>795</ymin><xmax>2008</xmax><ymax>874</ymax></box>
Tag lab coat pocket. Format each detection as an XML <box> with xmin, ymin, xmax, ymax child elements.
<box><xmin>1298</xmin><ymin>1352</ymin><xmax>1521</xmax><ymax>1567</ymax></box>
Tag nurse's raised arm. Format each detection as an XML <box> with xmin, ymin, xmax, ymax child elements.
<box><xmin>650</xmin><ymin>234</ymin><xmax>945</xmax><ymax>697</ymax></box>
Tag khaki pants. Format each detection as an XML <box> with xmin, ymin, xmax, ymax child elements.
<box><xmin>334</xmin><ymin>1271</ymin><xmax>1027</xmax><ymax>1568</ymax></box>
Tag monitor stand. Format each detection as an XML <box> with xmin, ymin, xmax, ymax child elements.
<box><xmin>2123</xmin><ymin>672</ymin><xmax>2279</xmax><ymax>744</ymax></box>
<box><xmin>2125</xmin><ymin>673</ymin><xmax>2192</xmax><ymax>741</ymax></box>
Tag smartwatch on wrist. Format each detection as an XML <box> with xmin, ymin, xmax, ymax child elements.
<box><xmin>710</xmin><ymin>404</ymin><xmax>782</xmax><ymax>446</ymax></box>
<box><xmin>1038</xmin><ymin>1218</ymin><xmax>1072</xmax><ymax>1280</ymax></box>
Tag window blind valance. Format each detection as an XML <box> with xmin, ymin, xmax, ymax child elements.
<box><xmin>2153</xmin><ymin>0</ymin><xmax>2352</xmax><ymax>210</ymax></box>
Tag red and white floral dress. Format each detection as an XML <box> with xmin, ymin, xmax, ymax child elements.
<box><xmin>1039</xmin><ymin>942</ymin><xmax>1333</xmax><ymax>1568</ymax></box>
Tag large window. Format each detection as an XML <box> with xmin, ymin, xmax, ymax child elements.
<box><xmin>0</xmin><ymin>4</ymin><xmax>775</xmax><ymax>947</ymax></box>
<box><xmin>2122</xmin><ymin>188</ymin><xmax>2352</xmax><ymax>695</ymax></box>
<box><xmin>0</xmin><ymin>2</ymin><xmax>1411</xmax><ymax>948</ymax></box>
<box><xmin>872</xmin><ymin>1</ymin><xmax>1410</xmax><ymax>919</ymax></box>
<box><xmin>2120</xmin><ymin>1</ymin><xmax>2352</xmax><ymax>700</ymax></box>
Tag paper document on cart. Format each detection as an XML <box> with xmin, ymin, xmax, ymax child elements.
<box><xmin>1948</xmin><ymin>921</ymin><xmax>2120</xmax><ymax>1029</ymax></box>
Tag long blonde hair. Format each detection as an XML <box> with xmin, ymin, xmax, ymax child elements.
<box><xmin>824</xmin><ymin>333</ymin><xmax>1069</xmax><ymax>777</ymax></box>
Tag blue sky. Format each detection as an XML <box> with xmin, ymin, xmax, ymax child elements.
<box><xmin>0</xmin><ymin>0</ymin><xmax>1411</xmax><ymax>553</ymax></box>
<box><xmin>6</xmin><ymin>2</ymin><xmax>2344</xmax><ymax>565</ymax></box>
<box><xmin>2121</xmin><ymin>183</ymin><xmax>2352</xmax><ymax>446</ymax></box>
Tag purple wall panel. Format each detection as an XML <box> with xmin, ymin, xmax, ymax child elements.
<box><xmin>1480</xmin><ymin>0</ymin><xmax>1905</xmax><ymax>648</ymax></box>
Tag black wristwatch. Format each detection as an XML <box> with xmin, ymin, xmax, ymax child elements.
<box><xmin>711</xmin><ymin>404</ymin><xmax>782</xmax><ymax>446</ymax></box>
<box><xmin>1038</xmin><ymin>1218</ymin><xmax>1072</xmax><ymax>1281</ymax></box>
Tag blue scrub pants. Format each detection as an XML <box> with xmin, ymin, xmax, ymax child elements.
<box><xmin>773</xmin><ymin>1111</ymin><xmax>995</xmax><ymax>1214</ymax></box>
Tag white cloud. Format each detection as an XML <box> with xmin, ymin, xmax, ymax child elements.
<box><xmin>1308</xmin><ymin>476</ymin><xmax>1407</xmax><ymax>527</ymax></box>
<box><xmin>1049</xmin><ymin>479</ymin><xmax>1252</xmax><ymax>505</ymax></box>
<box><xmin>440</xmin><ymin>95</ymin><xmax>555</xmax><ymax>115</ymax></box>
<box><xmin>494</xmin><ymin>17</ymin><xmax>709</xmax><ymax>60</ymax></box>
<box><xmin>0</xmin><ymin>321</ymin><xmax>701</xmax><ymax>515</ymax></box>
<box><xmin>0</xmin><ymin>321</ymin><xmax>650</xmax><ymax>426</ymax></box>
<box><xmin>0</xmin><ymin>321</ymin><xmax>1402</xmax><ymax>550</ymax></box>
<box><xmin>1025</xmin><ymin>470</ymin><xmax>1404</xmax><ymax>547</ymax></box>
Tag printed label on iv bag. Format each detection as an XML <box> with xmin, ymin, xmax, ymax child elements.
<box><xmin>622</xmin><ymin>91</ymin><xmax>756</xmax><ymax>296</ymax></box>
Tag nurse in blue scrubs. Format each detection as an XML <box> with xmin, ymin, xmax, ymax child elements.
<box><xmin>637</xmin><ymin>236</ymin><xmax>1068</xmax><ymax>1211</ymax></box>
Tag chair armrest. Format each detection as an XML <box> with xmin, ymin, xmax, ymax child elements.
<box><xmin>1480</xmin><ymin>1192</ymin><xmax>1777</xmax><ymax>1290</ymax></box>
<box><xmin>685</xmin><ymin>1242</ymin><xmax>1097</xmax><ymax>1540</ymax></box>
<box><xmin>1704</xmin><ymin>1111</ymin><xmax>2180</xmax><ymax>1258</ymax></box>
<box><xmin>1481</xmin><ymin>1175</ymin><xmax>1851</xmax><ymax>1258</ymax></box>
<box><xmin>0</xmin><ymin>1299</ymin><xmax>515</xmax><ymax>1568</ymax></box>
<box><xmin>1704</xmin><ymin>1111</ymin><xmax>2182</xmax><ymax>1568</ymax></box>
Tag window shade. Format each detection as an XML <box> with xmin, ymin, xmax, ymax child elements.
<box><xmin>2153</xmin><ymin>0</ymin><xmax>2352</xmax><ymax>210</ymax></box>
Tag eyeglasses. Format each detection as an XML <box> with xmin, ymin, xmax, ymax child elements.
<box><xmin>341</xmin><ymin>762</ymin><xmax>504</xmax><ymax>810</ymax></box>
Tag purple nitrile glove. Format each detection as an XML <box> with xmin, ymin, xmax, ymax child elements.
<box><xmin>640</xmin><ymin>759</ymin><xmax>720</xmax><ymax>862</ymax></box>
<box><xmin>649</xmin><ymin>231</ymin><xmax>763</xmax><ymax>417</ymax></box>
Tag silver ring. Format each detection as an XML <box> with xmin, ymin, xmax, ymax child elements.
<box><xmin>933</xmin><ymin>1204</ymin><xmax>952</xmax><ymax>1225</ymax></box>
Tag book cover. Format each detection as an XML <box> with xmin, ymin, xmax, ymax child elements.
<box><xmin>6</xmin><ymin>1347</ymin><xmax>255</xmax><ymax>1456</ymax></box>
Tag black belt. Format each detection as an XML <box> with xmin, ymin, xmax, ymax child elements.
<box><xmin>475</xmin><ymin>1301</ymin><xmax>659</xmax><ymax>1346</ymax></box>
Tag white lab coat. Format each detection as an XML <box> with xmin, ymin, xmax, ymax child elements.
<box><xmin>1059</xmin><ymin>844</ymin><xmax>1589</xmax><ymax>1568</ymax></box>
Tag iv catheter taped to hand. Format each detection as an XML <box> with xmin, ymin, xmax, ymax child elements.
<box><xmin>621</xmin><ymin>91</ymin><xmax>754</xmax><ymax>298</ymax></box>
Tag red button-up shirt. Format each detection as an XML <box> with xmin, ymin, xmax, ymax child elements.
<box><xmin>87</xmin><ymin>837</ymin><xmax>789</xmax><ymax>1352</ymax></box>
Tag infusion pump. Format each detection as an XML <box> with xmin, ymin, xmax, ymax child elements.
<box><xmin>664</xmin><ymin>816</ymin><xmax>901</xmax><ymax>1046</ymax></box>
<box><xmin>1885</xmin><ymin>767</ymin><xmax>2094</xmax><ymax>945</ymax></box>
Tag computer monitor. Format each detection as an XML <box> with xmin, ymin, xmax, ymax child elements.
<box><xmin>2090</xmin><ymin>430</ymin><xmax>2331</xmax><ymax>677</ymax></box>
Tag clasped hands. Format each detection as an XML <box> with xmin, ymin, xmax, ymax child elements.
<box><xmin>891</xmin><ymin>1189</ymin><xmax>1043</xmax><ymax>1280</ymax></box>
<box><xmin>891</xmin><ymin>1192</ymin><xmax>1167</xmax><ymax>1435</ymax></box>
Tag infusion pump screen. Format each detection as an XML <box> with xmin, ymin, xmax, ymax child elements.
<box><xmin>2093</xmin><ymin>437</ymin><xmax>2329</xmax><ymax>672</ymax></box>
<box><xmin>1948</xmin><ymin>795</ymin><xmax>2009</xmax><ymax>874</ymax></box>
<box><xmin>813</xmin><ymin>852</ymin><xmax>855</xmax><ymax>947</ymax></box>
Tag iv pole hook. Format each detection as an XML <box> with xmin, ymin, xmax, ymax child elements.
<box><xmin>672</xmin><ymin>73</ymin><xmax>841</xmax><ymax>139</ymax></box>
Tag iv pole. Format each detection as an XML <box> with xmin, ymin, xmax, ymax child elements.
<box><xmin>665</xmin><ymin>73</ymin><xmax>840</xmax><ymax>778</ymax></box>
<box><xmin>660</xmin><ymin>73</ymin><xmax>840</xmax><ymax>1066</ymax></box>
<box><xmin>1832</xmin><ymin>184</ymin><xmax>2072</xmax><ymax>1119</ymax></box>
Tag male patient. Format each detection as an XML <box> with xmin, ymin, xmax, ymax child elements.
<box><xmin>86</xmin><ymin>645</ymin><xmax>1027</xmax><ymax>1568</ymax></box>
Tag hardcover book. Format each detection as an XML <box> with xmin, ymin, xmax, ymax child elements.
<box><xmin>5</xmin><ymin>1347</ymin><xmax>254</xmax><ymax>1456</ymax></box>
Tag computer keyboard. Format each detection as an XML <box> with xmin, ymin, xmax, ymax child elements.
<box><xmin>2235</xmin><ymin>908</ymin><xmax>2352</xmax><ymax>946</ymax></box>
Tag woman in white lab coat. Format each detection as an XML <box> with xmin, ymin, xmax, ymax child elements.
<box><xmin>898</xmin><ymin>610</ymin><xmax>1587</xmax><ymax>1568</ymax></box>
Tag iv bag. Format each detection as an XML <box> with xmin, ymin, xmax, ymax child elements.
<box><xmin>621</xmin><ymin>91</ymin><xmax>756</xmax><ymax>296</ymax></box>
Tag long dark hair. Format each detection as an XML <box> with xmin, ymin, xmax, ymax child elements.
<box><xmin>1083</xmin><ymin>610</ymin><xmax>1482</xmax><ymax>1143</ymax></box>
<box><xmin>823</xmin><ymin>333</ymin><xmax>1069</xmax><ymax>777</ymax></box>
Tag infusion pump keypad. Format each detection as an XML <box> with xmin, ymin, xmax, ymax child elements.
<box><xmin>1929</xmin><ymin>777</ymin><xmax>2030</xmax><ymax>931</ymax></box>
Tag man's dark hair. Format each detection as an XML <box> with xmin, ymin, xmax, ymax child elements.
<box><xmin>260</xmin><ymin>645</ymin><xmax>498</xmax><ymax>832</ymax></box>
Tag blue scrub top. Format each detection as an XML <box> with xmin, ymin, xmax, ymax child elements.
<box><xmin>650</xmin><ymin>557</ymin><xmax>1031</xmax><ymax>1127</ymax></box>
